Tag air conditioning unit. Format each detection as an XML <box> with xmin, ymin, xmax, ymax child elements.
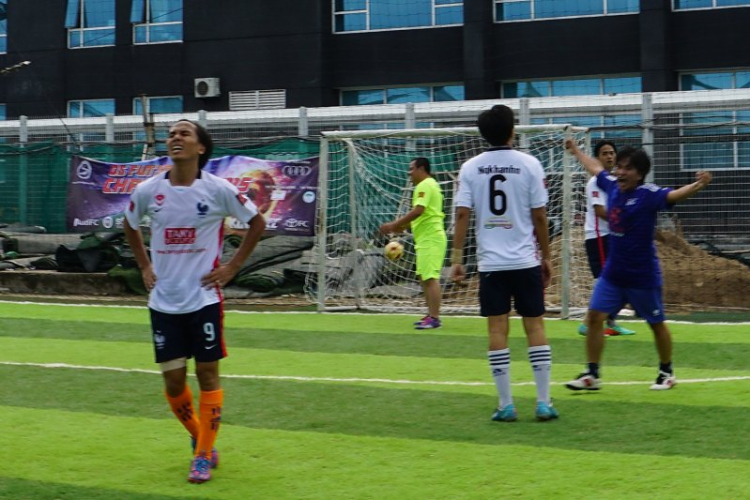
<box><xmin>194</xmin><ymin>78</ymin><xmax>221</xmax><ymax>98</ymax></box>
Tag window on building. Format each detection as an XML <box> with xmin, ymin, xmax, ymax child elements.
<box><xmin>495</xmin><ymin>0</ymin><xmax>638</xmax><ymax>21</ymax></box>
<box><xmin>133</xmin><ymin>96</ymin><xmax>182</xmax><ymax>115</ymax></box>
<box><xmin>341</xmin><ymin>84</ymin><xmax>464</xmax><ymax>105</ymax></box>
<box><xmin>674</xmin><ymin>0</ymin><xmax>750</xmax><ymax>10</ymax></box>
<box><xmin>65</xmin><ymin>0</ymin><xmax>116</xmax><ymax>48</ymax></box>
<box><xmin>334</xmin><ymin>0</ymin><xmax>462</xmax><ymax>33</ymax></box>
<box><xmin>131</xmin><ymin>0</ymin><xmax>182</xmax><ymax>44</ymax></box>
<box><xmin>680</xmin><ymin>70</ymin><xmax>750</xmax><ymax>170</ymax></box>
<box><xmin>502</xmin><ymin>76</ymin><xmax>641</xmax><ymax>98</ymax></box>
<box><xmin>0</xmin><ymin>0</ymin><xmax>7</xmax><ymax>54</ymax></box>
<box><xmin>0</xmin><ymin>103</ymin><xmax>6</xmax><ymax>120</ymax></box>
<box><xmin>67</xmin><ymin>99</ymin><xmax>115</xmax><ymax>117</ymax></box>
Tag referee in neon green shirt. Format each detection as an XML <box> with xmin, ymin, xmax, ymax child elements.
<box><xmin>379</xmin><ymin>157</ymin><xmax>447</xmax><ymax>329</ymax></box>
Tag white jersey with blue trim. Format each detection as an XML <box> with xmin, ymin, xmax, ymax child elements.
<box><xmin>125</xmin><ymin>170</ymin><xmax>259</xmax><ymax>314</ymax></box>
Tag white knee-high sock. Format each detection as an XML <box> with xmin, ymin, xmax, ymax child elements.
<box><xmin>488</xmin><ymin>349</ymin><xmax>512</xmax><ymax>408</ymax></box>
<box><xmin>528</xmin><ymin>345</ymin><xmax>552</xmax><ymax>404</ymax></box>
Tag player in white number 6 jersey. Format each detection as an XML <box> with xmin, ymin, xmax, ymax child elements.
<box><xmin>124</xmin><ymin>120</ymin><xmax>266</xmax><ymax>483</ymax></box>
<box><xmin>450</xmin><ymin>105</ymin><xmax>558</xmax><ymax>422</ymax></box>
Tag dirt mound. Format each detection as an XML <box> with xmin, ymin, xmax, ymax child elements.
<box><xmin>657</xmin><ymin>230</ymin><xmax>750</xmax><ymax>310</ymax></box>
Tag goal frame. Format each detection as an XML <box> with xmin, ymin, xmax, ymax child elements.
<box><xmin>313</xmin><ymin>125</ymin><xmax>590</xmax><ymax>318</ymax></box>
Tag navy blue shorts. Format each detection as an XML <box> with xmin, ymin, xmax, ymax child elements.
<box><xmin>585</xmin><ymin>235</ymin><xmax>610</xmax><ymax>279</ymax></box>
<box><xmin>149</xmin><ymin>302</ymin><xmax>226</xmax><ymax>363</ymax></box>
<box><xmin>479</xmin><ymin>266</ymin><xmax>545</xmax><ymax>318</ymax></box>
<box><xmin>590</xmin><ymin>277</ymin><xmax>665</xmax><ymax>324</ymax></box>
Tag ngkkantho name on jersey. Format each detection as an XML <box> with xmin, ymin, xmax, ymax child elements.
<box><xmin>477</xmin><ymin>165</ymin><xmax>521</xmax><ymax>175</ymax></box>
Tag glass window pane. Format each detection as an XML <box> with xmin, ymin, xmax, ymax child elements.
<box><xmin>552</xmin><ymin>115</ymin><xmax>602</xmax><ymax>128</ymax></box>
<box><xmin>342</xmin><ymin>89</ymin><xmax>385</xmax><ymax>105</ymax></box>
<box><xmin>83</xmin><ymin>28</ymin><xmax>115</xmax><ymax>46</ymax></box>
<box><xmin>69</xmin><ymin>30</ymin><xmax>82</xmax><ymax>47</ymax></box>
<box><xmin>684</xmin><ymin>143</ymin><xmax>733</xmax><ymax>170</ymax></box>
<box><xmin>682</xmin><ymin>72</ymin><xmax>733</xmax><ymax>91</ymax></box>
<box><xmin>149</xmin><ymin>97</ymin><xmax>182</xmax><ymax>113</ymax></box>
<box><xmin>673</xmin><ymin>0</ymin><xmax>712</xmax><ymax>9</ymax></box>
<box><xmin>134</xmin><ymin>25</ymin><xmax>147</xmax><ymax>43</ymax></box>
<box><xmin>82</xmin><ymin>100</ymin><xmax>115</xmax><ymax>117</ymax></box>
<box><xmin>370</xmin><ymin>0</ymin><xmax>432</xmax><ymax>29</ymax></box>
<box><xmin>736</xmin><ymin>72</ymin><xmax>750</xmax><ymax>89</ymax></box>
<box><xmin>433</xmin><ymin>85</ymin><xmax>464</xmax><ymax>101</ymax></box>
<box><xmin>535</xmin><ymin>0</ymin><xmax>602</xmax><ymax>18</ymax></box>
<box><xmin>335</xmin><ymin>13</ymin><xmax>366</xmax><ymax>31</ymax></box>
<box><xmin>335</xmin><ymin>0</ymin><xmax>366</xmax><ymax>11</ymax></box>
<box><xmin>68</xmin><ymin>102</ymin><xmax>82</xmax><ymax>117</ymax></box>
<box><xmin>502</xmin><ymin>81</ymin><xmax>550</xmax><ymax>98</ymax></box>
<box><xmin>151</xmin><ymin>0</ymin><xmax>182</xmax><ymax>23</ymax></box>
<box><xmin>496</xmin><ymin>1</ymin><xmax>531</xmax><ymax>21</ymax></box>
<box><xmin>603</xmin><ymin>76</ymin><xmax>641</xmax><ymax>94</ymax></box>
<box><xmin>149</xmin><ymin>23</ymin><xmax>182</xmax><ymax>42</ymax></box>
<box><xmin>552</xmin><ymin>78</ymin><xmax>601</xmax><ymax>96</ymax></box>
<box><xmin>83</xmin><ymin>0</ymin><xmax>115</xmax><ymax>28</ymax></box>
<box><xmin>435</xmin><ymin>0</ymin><xmax>460</xmax><ymax>4</ymax></box>
<box><xmin>0</xmin><ymin>37</ymin><xmax>6</xmax><ymax>53</ymax></box>
<box><xmin>130</xmin><ymin>0</ymin><xmax>145</xmax><ymax>22</ymax></box>
<box><xmin>436</xmin><ymin>5</ymin><xmax>463</xmax><ymax>24</ymax></box>
<box><xmin>607</xmin><ymin>0</ymin><xmax>639</xmax><ymax>12</ymax></box>
<box><xmin>0</xmin><ymin>104</ymin><xmax>6</xmax><ymax>120</ymax></box>
<box><xmin>684</xmin><ymin>112</ymin><xmax>734</xmax><ymax>136</ymax></box>
<box><xmin>717</xmin><ymin>0</ymin><xmax>750</xmax><ymax>6</ymax></box>
<box><xmin>386</xmin><ymin>87</ymin><xmax>430</xmax><ymax>104</ymax></box>
<box><xmin>65</xmin><ymin>0</ymin><xmax>80</xmax><ymax>28</ymax></box>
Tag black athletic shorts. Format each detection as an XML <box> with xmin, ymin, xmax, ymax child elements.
<box><xmin>149</xmin><ymin>302</ymin><xmax>225</xmax><ymax>363</ymax></box>
<box><xmin>585</xmin><ymin>234</ymin><xmax>610</xmax><ymax>279</ymax></box>
<box><xmin>479</xmin><ymin>266</ymin><xmax>545</xmax><ymax>318</ymax></box>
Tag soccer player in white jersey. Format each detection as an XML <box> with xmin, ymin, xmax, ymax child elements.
<box><xmin>450</xmin><ymin>105</ymin><xmax>558</xmax><ymax>422</ymax></box>
<box><xmin>578</xmin><ymin>140</ymin><xmax>636</xmax><ymax>338</ymax></box>
<box><xmin>124</xmin><ymin>119</ymin><xmax>266</xmax><ymax>483</ymax></box>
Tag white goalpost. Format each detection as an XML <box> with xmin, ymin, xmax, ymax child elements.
<box><xmin>307</xmin><ymin>125</ymin><xmax>591</xmax><ymax>318</ymax></box>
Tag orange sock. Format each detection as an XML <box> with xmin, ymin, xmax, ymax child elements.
<box><xmin>195</xmin><ymin>389</ymin><xmax>224</xmax><ymax>457</ymax></box>
<box><xmin>165</xmin><ymin>385</ymin><xmax>200</xmax><ymax>439</ymax></box>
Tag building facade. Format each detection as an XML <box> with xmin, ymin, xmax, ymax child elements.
<box><xmin>0</xmin><ymin>0</ymin><xmax>748</xmax><ymax>119</ymax></box>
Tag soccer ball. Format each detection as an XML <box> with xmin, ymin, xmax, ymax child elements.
<box><xmin>384</xmin><ymin>241</ymin><xmax>404</xmax><ymax>261</ymax></box>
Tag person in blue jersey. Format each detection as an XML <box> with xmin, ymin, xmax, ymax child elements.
<box><xmin>563</xmin><ymin>139</ymin><xmax>712</xmax><ymax>391</ymax></box>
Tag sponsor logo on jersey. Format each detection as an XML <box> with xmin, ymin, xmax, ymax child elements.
<box><xmin>128</xmin><ymin>201</ymin><xmax>135</xmax><ymax>212</ymax></box>
<box><xmin>155</xmin><ymin>193</ymin><xmax>165</xmax><ymax>206</ymax></box>
<box><xmin>196</xmin><ymin>201</ymin><xmax>209</xmax><ymax>217</ymax></box>
<box><xmin>418</xmin><ymin>191</ymin><xmax>425</xmax><ymax>198</ymax></box>
<box><xmin>164</xmin><ymin>227</ymin><xmax>197</xmax><ymax>245</ymax></box>
<box><xmin>483</xmin><ymin>216</ymin><xmax>514</xmax><ymax>230</ymax></box>
<box><xmin>592</xmin><ymin>191</ymin><xmax>600</xmax><ymax>198</ymax></box>
<box><xmin>236</xmin><ymin>193</ymin><xmax>249</xmax><ymax>205</ymax></box>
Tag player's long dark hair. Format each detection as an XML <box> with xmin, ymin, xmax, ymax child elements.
<box><xmin>174</xmin><ymin>119</ymin><xmax>214</xmax><ymax>169</ymax></box>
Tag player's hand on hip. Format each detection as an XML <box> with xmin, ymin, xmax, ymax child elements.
<box><xmin>201</xmin><ymin>266</ymin><xmax>236</xmax><ymax>289</ymax></box>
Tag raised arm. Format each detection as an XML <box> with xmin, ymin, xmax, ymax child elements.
<box><xmin>565</xmin><ymin>138</ymin><xmax>605</xmax><ymax>178</ymax></box>
<box><xmin>666</xmin><ymin>171</ymin><xmax>712</xmax><ymax>204</ymax></box>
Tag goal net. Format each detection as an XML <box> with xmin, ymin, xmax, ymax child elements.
<box><xmin>307</xmin><ymin>125</ymin><xmax>591</xmax><ymax>317</ymax></box>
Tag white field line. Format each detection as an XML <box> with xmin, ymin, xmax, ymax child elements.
<box><xmin>1</xmin><ymin>300</ymin><xmax>749</xmax><ymax>325</ymax></box>
<box><xmin>2</xmin><ymin>361</ymin><xmax>749</xmax><ymax>387</ymax></box>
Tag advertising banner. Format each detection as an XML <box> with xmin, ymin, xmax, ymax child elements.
<box><xmin>66</xmin><ymin>155</ymin><xmax>319</xmax><ymax>236</ymax></box>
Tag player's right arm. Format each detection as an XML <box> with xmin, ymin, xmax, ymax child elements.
<box><xmin>450</xmin><ymin>206</ymin><xmax>471</xmax><ymax>284</ymax></box>
<box><xmin>531</xmin><ymin>206</ymin><xmax>552</xmax><ymax>288</ymax></box>
<box><xmin>565</xmin><ymin>138</ymin><xmax>604</xmax><ymax>178</ymax></box>
<box><xmin>123</xmin><ymin>190</ymin><xmax>157</xmax><ymax>291</ymax></box>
